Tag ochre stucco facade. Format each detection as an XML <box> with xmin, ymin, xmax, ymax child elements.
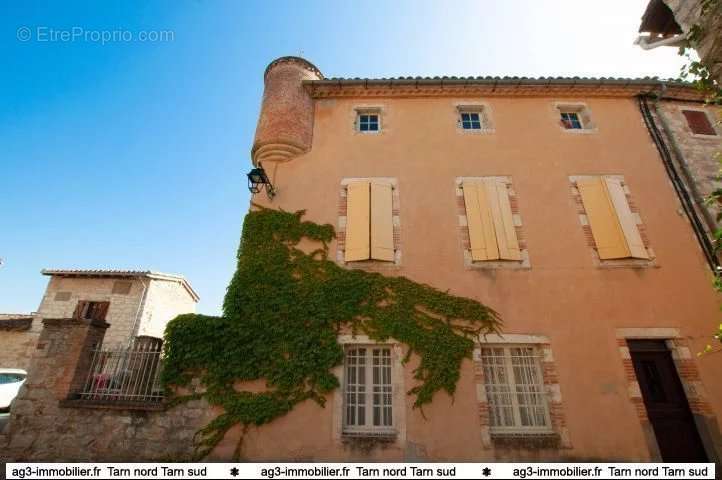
<box><xmin>230</xmin><ymin>58</ymin><xmax>722</xmax><ymax>462</ymax></box>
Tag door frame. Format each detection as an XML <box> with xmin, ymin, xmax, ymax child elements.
<box><xmin>616</xmin><ymin>328</ymin><xmax>720</xmax><ymax>463</ymax></box>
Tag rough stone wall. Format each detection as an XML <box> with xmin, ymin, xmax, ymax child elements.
<box><xmin>0</xmin><ymin>317</ymin><xmax>41</xmax><ymax>370</ymax></box>
<box><xmin>654</xmin><ymin>100</ymin><xmax>721</xmax><ymax>237</ymax></box>
<box><xmin>137</xmin><ymin>279</ymin><xmax>197</xmax><ymax>339</ymax></box>
<box><xmin>37</xmin><ymin>276</ymin><xmax>145</xmax><ymax>348</ymax></box>
<box><xmin>664</xmin><ymin>0</ymin><xmax>722</xmax><ymax>83</ymax></box>
<box><xmin>0</xmin><ymin>318</ymin><xmax>213</xmax><ymax>462</ymax></box>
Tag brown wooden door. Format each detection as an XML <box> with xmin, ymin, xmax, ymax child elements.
<box><xmin>628</xmin><ymin>340</ymin><xmax>708</xmax><ymax>462</ymax></box>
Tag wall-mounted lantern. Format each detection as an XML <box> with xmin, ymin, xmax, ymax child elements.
<box><xmin>246</xmin><ymin>165</ymin><xmax>276</xmax><ymax>199</ymax></box>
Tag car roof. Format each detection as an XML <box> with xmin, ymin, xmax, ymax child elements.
<box><xmin>0</xmin><ymin>368</ymin><xmax>27</xmax><ymax>375</ymax></box>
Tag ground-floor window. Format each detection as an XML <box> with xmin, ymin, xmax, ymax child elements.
<box><xmin>343</xmin><ymin>346</ymin><xmax>393</xmax><ymax>435</ymax></box>
<box><xmin>480</xmin><ymin>345</ymin><xmax>552</xmax><ymax>434</ymax></box>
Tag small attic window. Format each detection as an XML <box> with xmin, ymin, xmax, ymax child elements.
<box><xmin>357</xmin><ymin>112</ymin><xmax>380</xmax><ymax>132</ymax></box>
<box><xmin>557</xmin><ymin>104</ymin><xmax>595</xmax><ymax>132</ymax></box>
<box><xmin>682</xmin><ymin>110</ymin><xmax>717</xmax><ymax>136</ymax></box>
<box><xmin>460</xmin><ymin>112</ymin><xmax>482</xmax><ymax>130</ymax></box>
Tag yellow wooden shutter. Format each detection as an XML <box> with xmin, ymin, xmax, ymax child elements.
<box><xmin>577</xmin><ymin>177</ymin><xmax>630</xmax><ymax>259</ymax></box>
<box><xmin>370</xmin><ymin>181</ymin><xmax>395</xmax><ymax>262</ymax></box>
<box><xmin>463</xmin><ymin>181</ymin><xmax>499</xmax><ymax>261</ymax></box>
<box><xmin>485</xmin><ymin>178</ymin><xmax>521</xmax><ymax>260</ymax></box>
<box><xmin>604</xmin><ymin>177</ymin><xmax>649</xmax><ymax>259</ymax></box>
<box><xmin>345</xmin><ymin>181</ymin><xmax>370</xmax><ymax>261</ymax></box>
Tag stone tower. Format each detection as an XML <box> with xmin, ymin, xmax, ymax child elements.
<box><xmin>251</xmin><ymin>56</ymin><xmax>324</xmax><ymax>165</ymax></box>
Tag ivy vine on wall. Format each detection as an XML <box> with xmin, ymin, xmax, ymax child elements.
<box><xmin>162</xmin><ymin>207</ymin><xmax>501</xmax><ymax>459</ymax></box>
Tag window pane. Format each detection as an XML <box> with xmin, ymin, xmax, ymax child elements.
<box><xmin>481</xmin><ymin>346</ymin><xmax>549</xmax><ymax>431</ymax></box>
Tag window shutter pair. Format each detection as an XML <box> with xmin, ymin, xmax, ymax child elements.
<box><xmin>463</xmin><ymin>178</ymin><xmax>521</xmax><ymax>261</ymax></box>
<box><xmin>345</xmin><ymin>181</ymin><xmax>394</xmax><ymax>262</ymax></box>
<box><xmin>72</xmin><ymin>301</ymin><xmax>110</xmax><ymax>322</ymax></box>
<box><xmin>577</xmin><ymin>177</ymin><xmax>648</xmax><ymax>260</ymax></box>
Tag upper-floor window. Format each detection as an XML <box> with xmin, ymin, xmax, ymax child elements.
<box><xmin>682</xmin><ymin>109</ymin><xmax>717</xmax><ymax>136</ymax></box>
<box><xmin>460</xmin><ymin>111</ymin><xmax>482</xmax><ymax>130</ymax></box>
<box><xmin>344</xmin><ymin>180</ymin><xmax>395</xmax><ymax>262</ymax></box>
<box><xmin>574</xmin><ymin>175</ymin><xmax>649</xmax><ymax>261</ymax></box>
<box><xmin>462</xmin><ymin>178</ymin><xmax>521</xmax><ymax>262</ymax></box>
<box><xmin>560</xmin><ymin>111</ymin><xmax>583</xmax><ymax>130</ymax></box>
<box><xmin>481</xmin><ymin>345</ymin><xmax>551</xmax><ymax>434</ymax></box>
<box><xmin>343</xmin><ymin>346</ymin><xmax>394</xmax><ymax>435</ymax></box>
<box><xmin>73</xmin><ymin>300</ymin><xmax>110</xmax><ymax>322</ymax></box>
<box><xmin>556</xmin><ymin>103</ymin><xmax>595</xmax><ymax>132</ymax></box>
<box><xmin>357</xmin><ymin>112</ymin><xmax>380</xmax><ymax>132</ymax></box>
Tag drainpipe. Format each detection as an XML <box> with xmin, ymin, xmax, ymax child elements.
<box><xmin>638</xmin><ymin>91</ymin><xmax>719</xmax><ymax>271</ymax></box>
<box><xmin>127</xmin><ymin>277</ymin><xmax>150</xmax><ymax>348</ymax></box>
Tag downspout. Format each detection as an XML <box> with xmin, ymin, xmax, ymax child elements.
<box><xmin>638</xmin><ymin>92</ymin><xmax>719</xmax><ymax>271</ymax></box>
<box><xmin>128</xmin><ymin>277</ymin><xmax>150</xmax><ymax>347</ymax></box>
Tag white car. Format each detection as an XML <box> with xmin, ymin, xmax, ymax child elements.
<box><xmin>0</xmin><ymin>369</ymin><xmax>27</xmax><ymax>413</ymax></box>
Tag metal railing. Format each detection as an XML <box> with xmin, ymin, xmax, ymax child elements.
<box><xmin>77</xmin><ymin>337</ymin><xmax>164</xmax><ymax>404</ymax></box>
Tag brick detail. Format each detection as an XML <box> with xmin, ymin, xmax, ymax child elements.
<box><xmin>474</xmin><ymin>343</ymin><xmax>571</xmax><ymax>450</ymax></box>
<box><xmin>569</xmin><ymin>177</ymin><xmax>656</xmax><ymax>267</ymax></box>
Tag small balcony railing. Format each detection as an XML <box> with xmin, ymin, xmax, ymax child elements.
<box><xmin>76</xmin><ymin>337</ymin><xmax>164</xmax><ymax>405</ymax></box>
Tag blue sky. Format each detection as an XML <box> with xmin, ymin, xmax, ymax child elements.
<box><xmin>1</xmin><ymin>1</ymin><xmax>686</xmax><ymax>315</ymax></box>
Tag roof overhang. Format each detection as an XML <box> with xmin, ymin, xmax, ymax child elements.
<box><xmin>303</xmin><ymin>78</ymin><xmax>704</xmax><ymax>101</ymax></box>
<box><xmin>41</xmin><ymin>269</ymin><xmax>200</xmax><ymax>302</ymax></box>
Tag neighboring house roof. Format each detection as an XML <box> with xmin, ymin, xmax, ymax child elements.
<box><xmin>0</xmin><ymin>314</ymin><xmax>34</xmax><ymax>331</ymax></box>
<box><xmin>41</xmin><ymin>269</ymin><xmax>200</xmax><ymax>302</ymax></box>
<box><xmin>303</xmin><ymin>76</ymin><xmax>703</xmax><ymax>100</ymax></box>
<box><xmin>639</xmin><ymin>0</ymin><xmax>684</xmax><ymax>36</ymax></box>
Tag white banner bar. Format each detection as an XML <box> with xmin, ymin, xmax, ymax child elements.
<box><xmin>4</xmin><ymin>462</ymin><xmax>715</xmax><ymax>479</ymax></box>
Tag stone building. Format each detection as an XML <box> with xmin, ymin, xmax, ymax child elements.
<box><xmin>0</xmin><ymin>314</ymin><xmax>38</xmax><ymax>370</ymax></box>
<box><xmin>3</xmin><ymin>57</ymin><xmax>722</xmax><ymax>463</ymax></box>
<box><xmin>37</xmin><ymin>269</ymin><xmax>199</xmax><ymax>347</ymax></box>
<box><xmin>637</xmin><ymin>0</ymin><xmax>722</xmax><ymax>83</ymax></box>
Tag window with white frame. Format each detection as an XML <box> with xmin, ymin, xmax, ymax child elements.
<box><xmin>560</xmin><ymin>111</ymin><xmax>583</xmax><ymax>129</ymax></box>
<box><xmin>460</xmin><ymin>111</ymin><xmax>482</xmax><ymax>130</ymax></box>
<box><xmin>480</xmin><ymin>346</ymin><xmax>551</xmax><ymax>434</ymax></box>
<box><xmin>356</xmin><ymin>112</ymin><xmax>380</xmax><ymax>132</ymax></box>
<box><xmin>343</xmin><ymin>346</ymin><xmax>393</xmax><ymax>435</ymax></box>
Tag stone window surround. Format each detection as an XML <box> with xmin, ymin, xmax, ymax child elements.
<box><xmin>455</xmin><ymin>176</ymin><xmax>531</xmax><ymax>269</ymax></box>
<box><xmin>332</xmin><ymin>334</ymin><xmax>407</xmax><ymax>446</ymax></box>
<box><xmin>453</xmin><ymin>101</ymin><xmax>495</xmax><ymax>134</ymax></box>
<box><xmin>336</xmin><ymin>177</ymin><xmax>402</xmax><ymax>268</ymax></box>
<box><xmin>615</xmin><ymin>328</ymin><xmax>719</xmax><ymax>462</ymax></box>
<box><xmin>553</xmin><ymin>101</ymin><xmax>598</xmax><ymax>134</ymax></box>
<box><xmin>473</xmin><ymin>334</ymin><xmax>571</xmax><ymax>450</ymax></box>
<box><xmin>352</xmin><ymin>105</ymin><xmax>386</xmax><ymax>135</ymax></box>
<box><xmin>569</xmin><ymin>174</ymin><xmax>657</xmax><ymax>269</ymax></box>
<box><xmin>679</xmin><ymin>106</ymin><xmax>720</xmax><ymax>139</ymax></box>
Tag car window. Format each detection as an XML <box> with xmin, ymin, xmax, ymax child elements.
<box><xmin>0</xmin><ymin>373</ymin><xmax>25</xmax><ymax>384</ymax></box>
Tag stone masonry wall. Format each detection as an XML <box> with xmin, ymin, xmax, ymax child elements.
<box><xmin>38</xmin><ymin>277</ymin><xmax>145</xmax><ymax>348</ymax></box>
<box><xmin>0</xmin><ymin>316</ymin><xmax>42</xmax><ymax>370</ymax></box>
<box><xmin>0</xmin><ymin>318</ymin><xmax>214</xmax><ymax>461</ymax></box>
<box><xmin>653</xmin><ymin>101</ymin><xmax>721</xmax><ymax>238</ymax></box>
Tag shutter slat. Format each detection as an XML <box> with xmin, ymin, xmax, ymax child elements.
<box><xmin>345</xmin><ymin>181</ymin><xmax>371</xmax><ymax>262</ymax></box>
<box><xmin>487</xmin><ymin>178</ymin><xmax>521</xmax><ymax>260</ymax></box>
<box><xmin>577</xmin><ymin>177</ymin><xmax>630</xmax><ymax>259</ymax></box>
<box><xmin>370</xmin><ymin>182</ymin><xmax>395</xmax><ymax>262</ymax></box>
<box><xmin>604</xmin><ymin>178</ymin><xmax>649</xmax><ymax>259</ymax></box>
<box><xmin>463</xmin><ymin>182</ymin><xmax>499</xmax><ymax>261</ymax></box>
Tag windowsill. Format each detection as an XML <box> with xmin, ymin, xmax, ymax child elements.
<box><xmin>355</xmin><ymin>130</ymin><xmax>382</xmax><ymax>135</ymax></box>
<box><xmin>342</xmin><ymin>429</ymin><xmax>397</xmax><ymax>441</ymax></box>
<box><xmin>491</xmin><ymin>431</ymin><xmax>560</xmax><ymax>449</ymax></box>
<box><xmin>457</xmin><ymin>128</ymin><xmax>495</xmax><ymax>135</ymax></box>
<box><xmin>690</xmin><ymin>133</ymin><xmax>719</xmax><ymax>139</ymax></box>
<box><xmin>596</xmin><ymin>258</ymin><xmax>658</xmax><ymax>269</ymax></box>
<box><xmin>559</xmin><ymin>128</ymin><xmax>598</xmax><ymax>134</ymax></box>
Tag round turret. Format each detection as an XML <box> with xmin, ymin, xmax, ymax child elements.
<box><xmin>251</xmin><ymin>56</ymin><xmax>323</xmax><ymax>165</ymax></box>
